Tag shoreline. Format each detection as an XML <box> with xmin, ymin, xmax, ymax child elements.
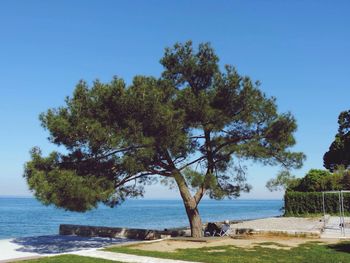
<box><xmin>0</xmin><ymin>198</ymin><xmax>283</xmax><ymax>240</ymax></box>
<box><xmin>0</xmin><ymin>196</ymin><xmax>284</xmax><ymax>200</ymax></box>
<box><xmin>0</xmin><ymin>214</ymin><xmax>284</xmax><ymax>241</ymax></box>
<box><xmin>0</xmin><ymin>216</ymin><xmax>339</xmax><ymax>262</ymax></box>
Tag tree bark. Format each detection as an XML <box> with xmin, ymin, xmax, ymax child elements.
<box><xmin>173</xmin><ymin>171</ymin><xmax>203</xmax><ymax>238</ymax></box>
<box><xmin>184</xmin><ymin>203</ymin><xmax>203</xmax><ymax>238</ymax></box>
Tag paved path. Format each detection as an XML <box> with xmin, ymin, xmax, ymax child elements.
<box><xmin>321</xmin><ymin>216</ymin><xmax>350</xmax><ymax>239</ymax></box>
<box><xmin>73</xmin><ymin>250</ymin><xmax>200</xmax><ymax>263</ymax></box>
<box><xmin>0</xmin><ymin>235</ymin><xmax>200</xmax><ymax>263</ymax></box>
<box><xmin>0</xmin><ymin>238</ymin><xmax>44</xmax><ymax>262</ymax></box>
<box><xmin>0</xmin><ymin>235</ymin><xmax>131</xmax><ymax>262</ymax></box>
<box><xmin>232</xmin><ymin>217</ymin><xmax>322</xmax><ymax>232</ymax></box>
<box><xmin>231</xmin><ymin>217</ymin><xmax>322</xmax><ymax>237</ymax></box>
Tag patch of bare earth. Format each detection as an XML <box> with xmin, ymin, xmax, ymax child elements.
<box><xmin>129</xmin><ymin>236</ymin><xmax>339</xmax><ymax>252</ymax></box>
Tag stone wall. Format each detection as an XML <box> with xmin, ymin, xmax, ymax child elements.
<box><xmin>59</xmin><ymin>224</ymin><xmax>189</xmax><ymax>240</ymax></box>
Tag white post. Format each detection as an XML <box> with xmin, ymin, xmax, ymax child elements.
<box><xmin>339</xmin><ymin>191</ymin><xmax>345</xmax><ymax>236</ymax></box>
<box><xmin>322</xmin><ymin>192</ymin><xmax>326</xmax><ymax>228</ymax></box>
<box><xmin>341</xmin><ymin>191</ymin><xmax>345</xmax><ymax>236</ymax></box>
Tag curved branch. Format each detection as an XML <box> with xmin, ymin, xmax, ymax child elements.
<box><xmin>178</xmin><ymin>155</ymin><xmax>207</xmax><ymax>171</ymax></box>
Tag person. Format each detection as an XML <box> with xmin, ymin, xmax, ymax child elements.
<box><xmin>204</xmin><ymin>222</ymin><xmax>221</xmax><ymax>236</ymax></box>
<box><xmin>219</xmin><ymin>220</ymin><xmax>231</xmax><ymax>236</ymax></box>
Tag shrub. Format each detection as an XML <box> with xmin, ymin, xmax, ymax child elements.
<box><xmin>284</xmin><ymin>191</ymin><xmax>350</xmax><ymax>216</ymax></box>
<box><xmin>288</xmin><ymin>169</ymin><xmax>342</xmax><ymax>192</ymax></box>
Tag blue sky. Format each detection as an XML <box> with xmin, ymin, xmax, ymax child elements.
<box><xmin>0</xmin><ymin>0</ymin><xmax>349</xmax><ymax>199</ymax></box>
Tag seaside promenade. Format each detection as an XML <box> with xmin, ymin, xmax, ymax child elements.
<box><xmin>0</xmin><ymin>235</ymin><xmax>129</xmax><ymax>262</ymax></box>
<box><xmin>1</xmin><ymin>216</ymin><xmax>348</xmax><ymax>262</ymax></box>
<box><xmin>0</xmin><ymin>237</ymin><xmax>199</xmax><ymax>263</ymax></box>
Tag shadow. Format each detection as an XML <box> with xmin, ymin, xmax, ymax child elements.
<box><xmin>328</xmin><ymin>242</ymin><xmax>350</xmax><ymax>253</ymax></box>
<box><xmin>11</xmin><ymin>235</ymin><xmax>132</xmax><ymax>254</ymax></box>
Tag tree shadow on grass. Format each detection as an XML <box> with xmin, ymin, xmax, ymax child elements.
<box><xmin>327</xmin><ymin>242</ymin><xmax>350</xmax><ymax>253</ymax></box>
<box><xmin>12</xmin><ymin>235</ymin><xmax>132</xmax><ymax>254</ymax></box>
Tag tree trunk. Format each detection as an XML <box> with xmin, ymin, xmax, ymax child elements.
<box><xmin>184</xmin><ymin>202</ymin><xmax>203</xmax><ymax>238</ymax></box>
<box><xmin>173</xmin><ymin>171</ymin><xmax>203</xmax><ymax>238</ymax></box>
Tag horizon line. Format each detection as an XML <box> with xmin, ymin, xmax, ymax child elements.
<box><xmin>0</xmin><ymin>195</ymin><xmax>283</xmax><ymax>201</ymax></box>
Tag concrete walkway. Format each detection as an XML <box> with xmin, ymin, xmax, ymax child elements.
<box><xmin>0</xmin><ymin>235</ymin><xmax>131</xmax><ymax>262</ymax></box>
<box><xmin>231</xmin><ymin>217</ymin><xmax>323</xmax><ymax>237</ymax></box>
<box><xmin>73</xmin><ymin>250</ymin><xmax>200</xmax><ymax>263</ymax></box>
<box><xmin>0</xmin><ymin>238</ymin><xmax>45</xmax><ymax>262</ymax></box>
<box><xmin>0</xmin><ymin>235</ymin><xmax>200</xmax><ymax>263</ymax></box>
<box><xmin>321</xmin><ymin>216</ymin><xmax>350</xmax><ymax>239</ymax></box>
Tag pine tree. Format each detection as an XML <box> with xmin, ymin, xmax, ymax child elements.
<box><xmin>24</xmin><ymin>41</ymin><xmax>304</xmax><ymax>237</ymax></box>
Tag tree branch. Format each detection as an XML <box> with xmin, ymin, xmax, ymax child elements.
<box><xmin>100</xmin><ymin>145</ymin><xmax>148</xmax><ymax>159</ymax></box>
<box><xmin>178</xmin><ymin>155</ymin><xmax>207</xmax><ymax>171</ymax></box>
<box><xmin>115</xmin><ymin>172</ymin><xmax>153</xmax><ymax>188</ymax></box>
<box><xmin>193</xmin><ymin>129</ymin><xmax>214</xmax><ymax>205</ymax></box>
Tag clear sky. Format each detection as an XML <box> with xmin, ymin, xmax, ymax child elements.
<box><xmin>0</xmin><ymin>0</ymin><xmax>349</xmax><ymax>199</ymax></box>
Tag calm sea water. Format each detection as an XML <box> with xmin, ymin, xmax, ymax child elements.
<box><xmin>0</xmin><ymin>198</ymin><xmax>283</xmax><ymax>239</ymax></box>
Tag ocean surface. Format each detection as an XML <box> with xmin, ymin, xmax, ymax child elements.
<box><xmin>0</xmin><ymin>197</ymin><xmax>283</xmax><ymax>239</ymax></box>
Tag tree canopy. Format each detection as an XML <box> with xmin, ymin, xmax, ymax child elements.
<box><xmin>24</xmin><ymin>41</ymin><xmax>304</xmax><ymax>237</ymax></box>
<box><xmin>291</xmin><ymin>169</ymin><xmax>341</xmax><ymax>192</ymax></box>
<box><xmin>324</xmin><ymin>110</ymin><xmax>350</xmax><ymax>172</ymax></box>
<box><xmin>266</xmin><ymin>170</ymin><xmax>298</xmax><ymax>192</ymax></box>
<box><xmin>268</xmin><ymin>169</ymin><xmax>350</xmax><ymax>193</ymax></box>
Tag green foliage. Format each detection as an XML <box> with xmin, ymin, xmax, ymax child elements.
<box><xmin>324</xmin><ymin>110</ymin><xmax>350</xmax><ymax>172</ymax></box>
<box><xmin>24</xmin><ymin>41</ymin><xmax>304</xmax><ymax>213</ymax></box>
<box><xmin>283</xmin><ymin>168</ymin><xmax>350</xmax><ymax>216</ymax></box>
<box><xmin>287</xmin><ymin>169</ymin><xmax>342</xmax><ymax>192</ymax></box>
<box><xmin>267</xmin><ymin>169</ymin><xmax>345</xmax><ymax>193</ymax></box>
<box><xmin>336</xmin><ymin>166</ymin><xmax>350</xmax><ymax>190</ymax></box>
<box><xmin>106</xmin><ymin>242</ymin><xmax>350</xmax><ymax>263</ymax></box>
<box><xmin>183</xmin><ymin>168</ymin><xmax>205</xmax><ymax>188</ymax></box>
<box><xmin>284</xmin><ymin>191</ymin><xmax>350</xmax><ymax>216</ymax></box>
<box><xmin>341</xmin><ymin>172</ymin><xmax>350</xmax><ymax>189</ymax></box>
<box><xmin>266</xmin><ymin>170</ymin><xmax>299</xmax><ymax>192</ymax></box>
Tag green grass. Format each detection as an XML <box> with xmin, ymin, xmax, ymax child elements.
<box><xmin>284</xmin><ymin>212</ymin><xmax>325</xmax><ymax>217</ymax></box>
<box><xmin>16</xmin><ymin>254</ymin><xmax>122</xmax><ymax>263</ymax></box>
<box><xmin>105</xmin><ymin>241</ymin><xmax>350</xmax><ymax>263</ymax></box>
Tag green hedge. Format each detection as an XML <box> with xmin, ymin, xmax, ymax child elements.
<box><xmin>284</xmin><ymin>191</ymin><xmax>350</xmax><ymax>216</ymax></box>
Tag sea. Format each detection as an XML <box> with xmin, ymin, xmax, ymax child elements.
<box><xmin>0</xmin><ymin>197</ymin><xmax>283</xmax><ymax>239</ymax></box>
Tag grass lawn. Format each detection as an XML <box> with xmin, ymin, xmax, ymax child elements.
<box><xmin>105</xmin><ymin>241</ymin><xmax>350</xmax><ymax>263</ymax></box>
<box><xmin>16</xmin><ymin>254</ymin><xmax>121</xmax><ymax>263</ymax></box>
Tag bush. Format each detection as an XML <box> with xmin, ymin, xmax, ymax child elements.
<box><xmin>339</xmin><ymin>168</ymin><xmax>350</xmax><ymax>189</ymax></box>
<box><xmin>288</xmin><ymin>169</ymin><xmax>342</xmax><ymax>192</ymax></box>
<box><xmin>284</xmin><ymin>191</ymin><xmax>350</xmax><ymax>216</ymax></box>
